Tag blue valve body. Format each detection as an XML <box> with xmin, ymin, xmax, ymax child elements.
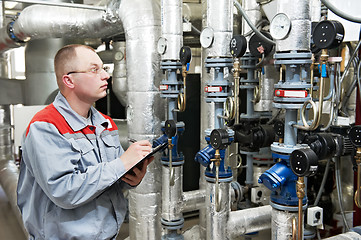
<box><xmin>258</xmin><ymin>160</ymin><xmax>306</xmax><ymax>206</ymax></box>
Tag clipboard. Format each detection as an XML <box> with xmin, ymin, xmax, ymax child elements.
<box><xmin>125</xmin><ymin>142</ymin><xmax>168</xmax><ymax>175</ymax></box>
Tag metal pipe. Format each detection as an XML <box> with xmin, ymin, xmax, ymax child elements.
<box><xmin>323</xmin><ymin>231</ymin><xmax>361</xmax><ymax>240</ymax></box>
<box><xmin>226</xmin><ymin>205</ymin><xmax>272</xmax><ymax>238</ymax></box>
<box><xmin>161</xmin><ymin>0</ymin><xmax>182</xmax><ymax>61</ymax></box>
<box><xmin>5</xmin><ymin>0</ymin><xmax>105</xmax><ymax>11</ymax></box>
<box><xmin>112</xmin><ymin>41</ymin><xmax>127</xmax><ymax>107</ymax></box>
<box><xmin>118</xmin><ymin>0</ymin><xmax>164</xmax><ymax>239</ymax></box>
<box><xmin>206</xmin><ymin>180</ymin><xmax>230</xmax><ymax>239</ymax></box>
<box><xmin>162</xmin><ymin>165</ymin><xmax>182</xmax><ymax>221</ymax></box>
<box><xmin>0</xmin><ymin>3</ymin><xmax>124</xmax><ymax>53</ymax></box>
<box><xmin>181</xmin><ymin>189</ymin><xmax>206</xmax><ymax>213</ymax></box>
<box><xmin>234</xmin><ymin>0</ymin><xmax>275</xmax><ymax>46</ymax></box>
<box><xmin>0</xmin><ymin>160</ymin><xmax>28</xmax><ymax>238</ymax></box>
<box><xmin>320</xmin><ymin>0</ymin><xmax>361</xmax><ymax>23</ymax></box>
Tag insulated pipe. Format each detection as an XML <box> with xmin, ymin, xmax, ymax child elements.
<box><xmin>206</xmin><ymin>0</ymin><xmax>233</xmax><ymax>58</ymax></box>
<box><xmin>0</xmin><ymin>160</ymin><xmax>28</xmax><ymax>238</ymax></box>
<box><xmin>112</xmin><ymin>41</ymin><xmax>127</xmax><ymax>107</ymax></box>
<box><xmin>181</xmin><ymin>189</ymin><xmax>206</xmax><ymax>213</ymax></box>
<box><xmin>0</xmin><ymin>3</ymin><xmax>124</xmax><ymax>53</ymax></box>
<box><xmin>272</xmin><ymin>208</ymin><xmax>300</xmax><ymax>240</ymax></box>
<box><xmin>206</xmin><ymin>180</ymin><xmax>230</xmax><ymax>239</ymax></box>
<box><xmin>161</xmin><ymin>0</ymin><xmax>182</xmax><ymax>61</ymax></box>
<box><xmin>226</xmin><ymin>205</ymin><xmax>272</xmax><ymax>238</ymax></box>
<box><xmin>323</xmin><ymin>232</ymin><xmax>361</xmax><ymax>240</ymax></box>
<box><xmin>162</xmin><ymin>165</ymin><xmax>183</xmax><ymax>222</ymax></box>
<box><xmin>117</xmin><ymin>1</ymin><xmax>164</xmax><ymax>239</ymax></box>
<box><xmin>276</xmin><ymin>0</ymin><xmax>310</xmax><ymax>52</ymax></box>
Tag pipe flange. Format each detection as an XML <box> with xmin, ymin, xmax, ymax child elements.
<box><xmin>160</xmin><ymin>60</ymin><xmax>182</xmax><ymax>70</ymax></box>
<box><xmin>161</xmin><ymin>160</ymin><xmax>184</xmax><ymax>166</ymax></box>
<box><xmin>161</xmin><ymin>218</ymin><xmax>184</xmax><ymax>230</ymax></box>
<box><xmin>205</xmin><ymin>175</ymin><xmax>233</xmax><ymax>183</ymax></box>
<box><xmin>7</xmin><ymin>22</ymin><xmax>25</xmax><ymax>44</ymax></box>
<box><xmin>270</xmin><ymin>201</ymin><xmax>308</xmax><ymax>211</ymax></box>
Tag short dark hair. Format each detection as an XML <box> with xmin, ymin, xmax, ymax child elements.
<box><xmin>54</xmin><ymin>44</ymin><xmax>95</xmax><ymax>81</ymax></box>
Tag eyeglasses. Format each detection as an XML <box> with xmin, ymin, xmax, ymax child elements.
<box><xmin>67</xmin><ymin>66</ymin><xmax>110</xmax><ymax>75</ymax></box>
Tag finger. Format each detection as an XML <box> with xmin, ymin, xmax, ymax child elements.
<box><xmin>121</xmin><ymin>176</ymin><xmax>135</xmax><ymax>185</ymax></box>
<box><xmin>136</xmin><ymin>140</ymin><xmax>152</xmax><ymax>147</ymax></box>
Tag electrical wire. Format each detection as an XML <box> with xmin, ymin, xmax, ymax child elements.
<box><xmin>314</xmin><ymin>158</ymin><xmax>331</xmax><ymax>206</ymax></box>
<box><xmin>233</xmin><ymin>0</ymin><xmax>275</xmax><ymax>46</ymax></box>
<box><xmin>243</xmin><ymin>19</ymin><xmax>269</xmax><ymax>37</ymax></box>
<box><xmin>334</xmin><ymin>157</ymin><xmax>351</xmax><ymax>232</ymax></box>
<box><xmin>320</xmin><ymin>0</ymin><xmax>361</xmax><ymax>23</ymax></box>
<box><xmin>337</xmin><ymin>39</ymin><xmax>361</xmax><ymax>110</ymax></box>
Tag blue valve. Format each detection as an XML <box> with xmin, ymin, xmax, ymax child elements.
<box><xmin>194</xmin><ymin>144</ymin><xmax>216</xmax><ymax>167</ymax></box>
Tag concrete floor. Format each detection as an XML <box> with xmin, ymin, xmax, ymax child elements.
<box><xmin>0</xmin><ymin>185</ymin><xmax>271</xmax><ymax>240</ymax></box>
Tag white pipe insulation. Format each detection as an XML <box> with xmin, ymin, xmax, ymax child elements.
<box><xmin>0</xmin><ymin>3</ymin><xmax>124</xmax><ymax>53</ymax></box>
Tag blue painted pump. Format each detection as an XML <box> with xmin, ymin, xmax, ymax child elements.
<box><xmin>194</xmin><ymin>142</ymin><xmax>232</xmax><ymax>178</ymax></box>
<box><xmin>153</xmin><ymin>127</ymin><xmax>185</xmax><ymax>163</ymax></box>
<box><xmin>258</xmin><ymin>160</ymin><xmax>306</xmax><ymax>206</ymax></box>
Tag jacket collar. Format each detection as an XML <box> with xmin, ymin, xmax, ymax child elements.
<box><xmin>53</xmin><ymin>92</ymin><xmax>108</xmax><ymax>132</ymax></box>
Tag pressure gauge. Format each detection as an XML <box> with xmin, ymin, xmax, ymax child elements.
<box><xmin>157</xmin><ymin>37</ymin><xmax>167</xmax><ymax>55</ymax></box>
<box><xmin>165</xmin><ymin>120</ymin><xmax>177</xmax><ymax>138</ymax></box>
<box><xmin>210</xmin><ymin>129</ymin><xmax>229</xmax><ymax>150</ymax></box>
<box><xmin>180</xmin><ymin>46</ymin><xmax>192</xmax><ymax>65</ymax></box>
<box><xmin>230</xmin><ymin>35</ymin><xmax>247</xmax><ymax>58</ymax></box>
<box><xmin>200</xmin><ymin>27</ymin><xmax>214</xmax><ymax>48</ymax></box>
<box><xmin>270</xmin><ymin>13</ymin><xmax>291</xmax><ymax>40</ymax></box>
<box><xmin>290</xmin><ymin>148</ymin><xmax>318</xmax><ymax>177</ymax></box>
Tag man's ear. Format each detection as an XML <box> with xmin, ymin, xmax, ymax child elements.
<box><xmin>62</xmin><ymin>75</ymin><xmax>75</xmax><ymax>89</ymax></box>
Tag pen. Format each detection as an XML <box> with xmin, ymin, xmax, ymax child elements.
<box><xmin>128</xmin><ymin>138</ymin><xmax>137</xmax><ymax>143</ymax></box>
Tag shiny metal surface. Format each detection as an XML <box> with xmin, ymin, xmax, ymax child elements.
<box><xmin>161</xmin><ymin>0</ymin><xmax>182</xmax><ymax>61</ymax></box>
<box><xmin>254</xmin><ymin>59</ymin><xmax>277</xmax><ymax>112</ymax></box>
<box><xmin>182</xmin><ymin>189</ymin><xmax>206</xmax><ymax>213</ymax></box>
<box><xmin>13</xmin><ymin>4</ymin><xmax>123</xmax><ymax>40</ymax></box>
<box><xmin>162</xmin><ymin>165</ymin><xmax>183</xmax><ymax>221</ymax></box>
<box><xmin>272</xmin><ymin>208</ymin><xmax>300</xmax><ymax>240</ymax></box>
<box><xmin>206</xmin><ymin>181</ymin><xmax>230</xmax><ymax>240</ymax></box>
<box><xmin>276</xmin><ymin>0</ymin><xmax>311</xmax><ymax>52</ymax></box>
<box><xmin>112</xmin><ymin>41</ymin><xmax>127</xmax><ymax>107</ymax></box>
<box><xmin>227</xmin><ymin>205</ymin><xmax>272</xmax><ymax>238</ymax></box>
<box><xmin>205</xmin><ymin>0</ymin><xmax>233</xmax><ymax>57</ymax></box>
<box><xmin>118</xmin><ymin>0</ymin><xmax>164</xmax><ymax>239</ymax></box>
<box><xmin>0</xmin><ymin>160</ymin><xmax>28</xmax><ymax>237</ymax></box>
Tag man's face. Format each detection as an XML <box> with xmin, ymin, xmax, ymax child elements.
<box><xmin>67</xmin><ymin>47</ymin><xmax>110</xmax><ymax>104</ymax></box>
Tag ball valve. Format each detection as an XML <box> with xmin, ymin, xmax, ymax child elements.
<box><xmin>165</xmin><ymin>119</ymin><xmax>177</xmax><ymax>186</ymax></box>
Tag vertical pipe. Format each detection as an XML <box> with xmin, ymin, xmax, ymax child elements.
<box><xmin>118</xmin><ymin>1</ymin><xmax>164</xmax><ymax>239</ymax></box>
<box><xmin>284</xmin><ymin>110</ymin><xmax>297</xmax><ymax>146</ymax></box>
<box><xmin>206</xmin><ymin>181</ymin><xmax>230</xmax><ymax>239</ymax></box>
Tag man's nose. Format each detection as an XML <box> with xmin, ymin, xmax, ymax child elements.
<box><xmin>100</xmin><ymin>69</ymin><xmax>110</xmax><ymax>80</ymax></box>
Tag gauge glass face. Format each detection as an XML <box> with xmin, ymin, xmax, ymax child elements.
<box><xmin>200</xmin><ymin>27</ymin><xmax>214</xmax><ymax>48</ymax></box>
<box><xmin>270</xmin><ymin>13</ymin><xmax>291</xmax><ymax>40</ymax></box>
<box><xmin>157</xmin><ymin>37</ymin><xmax>167</xmax><ymax>54</ymax></box>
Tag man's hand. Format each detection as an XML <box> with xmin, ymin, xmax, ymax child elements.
<box><xmin>121</xmin><ymin>157</ymin><xmax>154</xmax><ymax>186</ymax></box>
<box><xmin>119</xmin><ymin>140</ymin><xmax>154</xmax><ymax>186</ymax></box>
<box><xmin>120</xmin><ymin>140</ymin><xmax>152</xmax><ymax>170</ymax></box>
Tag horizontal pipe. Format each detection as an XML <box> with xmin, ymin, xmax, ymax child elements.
<box><xmin>182</xmin><ymin>189</ymin><xmax>206</xmax><ymax>213</ymax></box>
<box><xmin>323</xmin><ymin>232</ymin><xmax>361</xmax><ymax>240</ymax></box>
<box><xmin>5</xmin><ymin>0</ymin><xmax>105</xmax><ymax>11</ymax></box>
<box><xmin>0</xmin><ymin>3</ymin><xmax>123</xmax><ymax>53</ymax></box>
<box><xmin>227</xmin><ymin>205</ymin><xmax>272</xmax><ymax>238</ymax></box>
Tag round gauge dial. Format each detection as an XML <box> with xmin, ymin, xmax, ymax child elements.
<box><xmin>230</xmin><ymin>35</ymin><xmax>247</xmax><ymax>58</ymax></box>
<box><xmin>157</xmin><ymin>37</ymin><xmax>167</xmax><ymax>55</ymax></box>
<box><xmin>270</xmin><ymin>13</ymin><xmax>291</xmax><ymax>40</ymax></box>
<box><xmin>200</xmin><ymin>27</ymin><xmax>214</xmax><ymax>48</ymax></box>
<box><xmin>180</xmin><ymin>46</ymin><xmax>192</xmax><ymax>65</ymax></box>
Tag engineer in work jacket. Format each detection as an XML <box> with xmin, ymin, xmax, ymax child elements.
<box><xmin>17</xmin><ymin>92</ymin><xmax>130</xmax><ymax>240</ymax></box>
